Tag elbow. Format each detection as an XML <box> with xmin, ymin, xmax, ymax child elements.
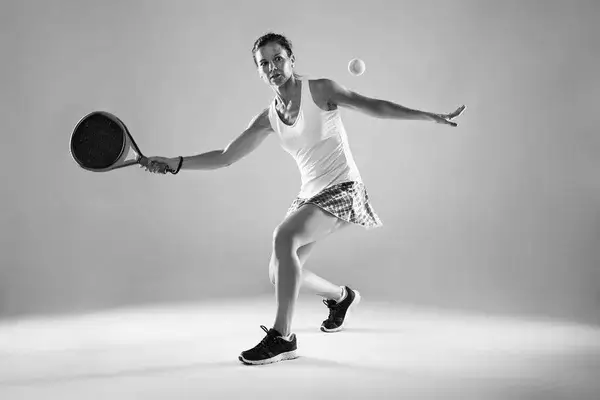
<box><xmin>220</xmin><ymin>150</ymin><xmax>236</xmax><ymax>168</ymax></box>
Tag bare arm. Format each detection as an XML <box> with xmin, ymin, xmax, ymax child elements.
<box><xmin>156</xmin><ymin>109</ymin><xmax>273</xmax><ymax>172</ymax></box>
<box><xmin>319</xmin><ymin>79</ymin><xmax>465</xmax><ymax>126</ymax></box>
<box><xmin>221</xmin><ymin>108</ymin><xmax>274</xmax><ymax>166</ymax></box>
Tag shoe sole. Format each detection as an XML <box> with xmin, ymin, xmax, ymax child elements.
<box><xmin>238</xmin><ymin>350</ymin><xmax>298</xmax><ymax>365</ymax></box>
<box><xmin>320</xmin><ymin>290</ymin><xmax>361</xmax><ymax>333</ymax></box>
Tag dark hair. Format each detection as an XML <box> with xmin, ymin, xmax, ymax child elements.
<box><xmin>252</xmin><ymin>32</ymin><xmax>294</xmax><ymax>66</ymax></box>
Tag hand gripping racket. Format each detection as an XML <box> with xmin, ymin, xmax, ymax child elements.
<box><xmin>70</xmin><ymin>111</ymin><xmax>176</xmax><ymax>173</ymax></box>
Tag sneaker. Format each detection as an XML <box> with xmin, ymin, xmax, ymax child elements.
<box><xmin>238</xmin><ymin>325</ymin><xmax>298</xmax><ymax>365</ymax></box>
<box><xmin>320</xmin><ymin>286</ymin><xmax>361</xmax><ymax>333</ymax></box>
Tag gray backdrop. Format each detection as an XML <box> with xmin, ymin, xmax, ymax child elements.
<box><xmin>2</xmin><ymin>0</ymin><xmax>599</xmax><ymax>325</ymax></box>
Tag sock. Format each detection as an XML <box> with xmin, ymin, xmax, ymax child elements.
<box><xmin>337</xmin><ymin>286</ymin><xmax>347</xmax><ymax>303</ymax></box>
<box><xmin>272</xmin><ymin>328</ymin><xmax>292</xmax><ymax>341</ymax></box>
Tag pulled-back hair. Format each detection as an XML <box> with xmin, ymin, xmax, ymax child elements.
<box><xmin>251</xmin><ymin>32</ymin><xmax>294</xmax><ymax>66</ymax></box>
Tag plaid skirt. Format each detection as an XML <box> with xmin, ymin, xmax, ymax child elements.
<box><xmin>285</xmin><ymin>181</ymin><xmax>383</xmax><ymax>230</ymax></box>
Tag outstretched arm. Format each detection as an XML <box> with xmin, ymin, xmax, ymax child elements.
<box><xmin>320</xmin><ymin>79</ymin><xmax>465</xmax><ymax>127</ymax></box>
<box><xmin>144</xmin><ymin>108</ymin><xmax>273</xmax><ymax>174</ymax></box>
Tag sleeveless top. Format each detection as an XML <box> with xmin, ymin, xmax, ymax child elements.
<box><xmin>267</xmin><ymin>76</ymin><xmax>362</xmax><ymax>198</ymax></box>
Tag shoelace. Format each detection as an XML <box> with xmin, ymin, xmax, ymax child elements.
<box><xmin>256</xmin><ymin>325</ymin><xmax>277</xmax><ymax>349</ymax></box>
<box><xmin>323</xmin><ymin>299</ymin><xmax>339</xmax><ymax>321</ymax></box>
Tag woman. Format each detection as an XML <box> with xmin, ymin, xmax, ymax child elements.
<box><xmin>144</xmin><ymin>33</ymin><xmax>465</xmax><ymax>365</ymax></box>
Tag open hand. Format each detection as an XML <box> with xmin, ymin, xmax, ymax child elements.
<box><xmin>432</xmin><ymin>105</ymin><xmax>466</xmax><ymax>127</ymax></box>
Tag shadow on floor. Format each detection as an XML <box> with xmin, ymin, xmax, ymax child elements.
<box><xmin>0</xmin><ymin>355</ymin><xmax>394</xmax><ymax>387</ymax></box>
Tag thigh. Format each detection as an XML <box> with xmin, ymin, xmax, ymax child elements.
<box><xmin>269</xmin><ymin>205</ymin><xmax>349</xmax><ymax>279</ymax></box>
<box><xmin>276</xmin><ymin>204</ymin><xmax>350</xmax><ymax>248</ymax></box>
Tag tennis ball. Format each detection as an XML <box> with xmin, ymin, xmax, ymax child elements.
<box><xmin>348</xmin><ymin>58</ymin><xmax>366</xmax><ymax>76</ymax></box>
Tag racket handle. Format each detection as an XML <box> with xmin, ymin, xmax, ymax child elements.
<box><xmin>138</xmin><ymin>156</ymin><xmax>149</xmax><ymax>167</ymax></box>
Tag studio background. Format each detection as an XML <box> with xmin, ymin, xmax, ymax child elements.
<box><xmin>2</xmin><ymin>0</ymin><xmax>599</xmax><ymax>325</ymax></box>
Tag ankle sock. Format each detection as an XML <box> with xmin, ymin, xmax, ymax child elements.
<box><xmin>337</xmin><ymin>286</ymin><xmax>347</xmax><ymax>303</ymax></box>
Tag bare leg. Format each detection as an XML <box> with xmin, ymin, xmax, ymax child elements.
<box><xmin>302</xmin><ymin>268</ymin><xmax>344</xmax><ymax>301</ymax></box>
<box><xmin>270</xmin><ymin>243</ymin><xmax>342</xmax><ymax>300</ymax></box>
<box><xmin>269</xmin><ymin>223</ymin><xmax>350</xmax><ymax>301</ymax></box>
<box><xmin>271</xmin><ymin>205</ymin><xmax>346</xmax><ymax>336</ymax></box>
<box><xmin>272</xmin><ymin>233</ymin><xmax>302</xmax><ymax>337</ymax></box>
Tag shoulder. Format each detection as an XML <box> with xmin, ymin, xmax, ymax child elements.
<box><xmin>308</xmin><ymin>78</ymin><xmax>352</xmax><ymax>106</ymax></box>
<box><xmin>308</xmin><ymin>78</ymin><xmax>338</xmax><ymax>95</ymax></box>
<box><xmin>247</xmin><ymin>107</ymin><xmax>274</xmax><ymax>133</ymax></box>
<box><xmin>308</xmin><ymin>78</ymin><xmax>376</xmax><ymax>111</ymax></box>
<box><xmin>308</xmin><ymin>78</ymin><xmax>343</xmax><ymax>110</ymax></box>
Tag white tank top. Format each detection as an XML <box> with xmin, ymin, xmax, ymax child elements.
<box><xmin>267</xmin><ymin>77</ymin><xmax>363</xmax><ymax>198</ymax></box>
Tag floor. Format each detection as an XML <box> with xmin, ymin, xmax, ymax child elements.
<box><xmin>1</xmin><ymin>295</ymin><xmax>599</xmax><ymax>399</ymax></box>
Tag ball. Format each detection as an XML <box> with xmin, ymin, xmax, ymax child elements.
<box><xmin>348</xmin><ymin>58</ymin><xmax>366</xmax><ymax>76</ymax></box>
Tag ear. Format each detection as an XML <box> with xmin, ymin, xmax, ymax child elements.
<box><xmin>290</xmin><ymin>54</ymin><xmax>296</xmax><ymax>67</ymax></box>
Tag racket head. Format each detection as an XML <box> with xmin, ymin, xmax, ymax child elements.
<box><xmin>70</xmin><ymin>111</ymin><xmax>146</xmax><ymax>172</ymax></box>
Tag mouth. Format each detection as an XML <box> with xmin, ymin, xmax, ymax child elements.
<box><xmin>270</xmin><ymin>73</ymin><xmax>282</xmax><ymax>80</ymax></box>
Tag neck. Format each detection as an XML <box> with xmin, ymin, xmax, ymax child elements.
<box><xmin>273</xmin><ymin>74</ymin><xmax>300</xmax><ymax>105</ymax></box>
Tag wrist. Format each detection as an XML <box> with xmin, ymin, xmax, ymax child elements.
<box><xmin>170</xmin><ymin>156</ymin><xmax>183</xmax><ymax>173</ymax></box>
<box><xmin>422</xmin><ymin>111</ymin><xmax>437</xmax><ymax>122</ymax></box>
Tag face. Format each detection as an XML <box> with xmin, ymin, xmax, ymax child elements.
<box><xmin>254</xmin><ymin>42</ymin><xmax>295</xmax><ymax>87</ymax></box>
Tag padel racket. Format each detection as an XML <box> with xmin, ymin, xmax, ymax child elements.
<box><xmin>70</xmin><ymin>111</ymin><xmax>175</xmax><ymax>173</ymax></box>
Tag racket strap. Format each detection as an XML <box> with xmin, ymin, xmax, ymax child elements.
<box><xmin>172</xmin><ymin>156</ymin><xmax>184</xmax><ymax>174</ymax></box>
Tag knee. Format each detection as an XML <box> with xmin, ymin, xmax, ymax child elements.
<box><xmin>270</xmin><ymin>225</ymin><xmax>302</xmax><ymax>277</ymax></box>
<box><xmin>272</xmin><ymin>225</ymin><xmax>299</xmax><ymax>255</ymax></box>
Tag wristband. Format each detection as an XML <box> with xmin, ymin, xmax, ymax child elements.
<box><xmin>172</xmin><ymin>156</ymin><xmax>183</xmax><ymax>175</ymax></box>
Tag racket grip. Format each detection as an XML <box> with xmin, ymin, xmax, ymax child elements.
<box><xmin>139</xmin><ymin>156</ymin><xmax>149</xmax><ymax>167</ymax></box>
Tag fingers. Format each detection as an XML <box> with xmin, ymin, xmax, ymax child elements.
<box><xmin>157</xmin><ymin>163</ymin><xmax>169</xmax><ymax>174</ymax></box>
<box><xmin>140</xmin><ymin>159</ymin><xmax>169</xmax><ymax>174</ymax></box>
<box><xmin>436</xmin><ymin>105</ymin><xmax>465</xmax><ymax>127</ymax></box>
<box><xmin>448</xmin><ymin>105</ymin><xmax>466</xmax><ymax>119</ymax></box>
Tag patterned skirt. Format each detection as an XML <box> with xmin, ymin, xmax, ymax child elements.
<box><xmin>285</xmin><ymin>181</ymin><xmax>383</xmax><ymax>230</ymax></box>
